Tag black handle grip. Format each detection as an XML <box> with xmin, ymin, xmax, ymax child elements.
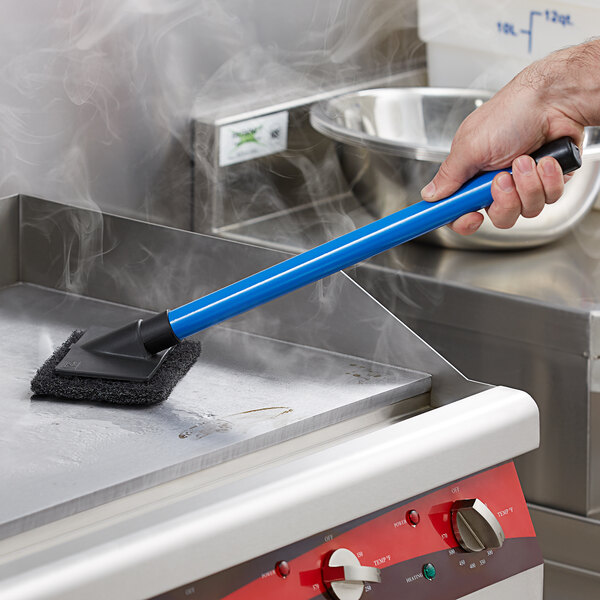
<box><xmin>530</xmin><ymin>136</ymin><xmax>582</xmax><ymax>174</ymax></box>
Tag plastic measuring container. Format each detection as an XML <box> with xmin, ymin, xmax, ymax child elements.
<box><xmin>418</xmin><ymin>0</ymin><xmax>600</xmax><ymax>90</ymax></box>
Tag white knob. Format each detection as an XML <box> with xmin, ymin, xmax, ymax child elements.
<box><xmin>451</xmin><ymin>498</ymin><xmax>505</xmax><ymax>553</ymax></box>
<box><xmin>322</xmin><ymin>548</ymin><xmax>381</xmax><ymax>600</ymax></box>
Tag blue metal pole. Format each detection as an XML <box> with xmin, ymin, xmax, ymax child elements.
<box><xmin>168</xmin><ymin>170</ymin><xmax>500</xmax><ymax>339</ymax></box>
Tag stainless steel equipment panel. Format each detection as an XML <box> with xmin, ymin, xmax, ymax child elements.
<box><xmin>530</xmin><ymin>504</ymin><xmax>600</xmax><ymax>600</ymax></box>
<box><xmin>0</xmin><ymin>385</ymin><xmax>541</xmax><ymax>600</ymax></box>
<box><xmin>151</xmin><ymin>463</ymin><xmax>542</xmax><ymax>600</ymax></box>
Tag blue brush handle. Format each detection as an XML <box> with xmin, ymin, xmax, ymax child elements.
<box><xmin>168</xmin><ymin>137</ymin><xmax>580</xmax><ymax>339</ymax></box>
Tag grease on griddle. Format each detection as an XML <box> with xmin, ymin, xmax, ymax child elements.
<box><xmin>235</xmin><ymin>406</ymin><xmax>293</xmax><ymax>416</ymax></box>
<box><xmin>179</xmin><ymin>417</ymin><xmax>231</xmax><ymax>439</ymax></box>
<box><xmin>178</xmin><ymin>406</ymin><xmax>293</xmax><ymax>440</ymax></box>
<box><xmin>345</xmin><ymin>363</ymin><xmax>382</xmax><ymax>383</ymax></box>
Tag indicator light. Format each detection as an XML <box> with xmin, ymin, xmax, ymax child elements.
<box><xmin>407</xmin><ymin>509</ymin><xmax>420</xmax><ymax>526</ymax></box>
<box><xmin>423</xmin><ymin>563</ymin><xmax>436</xmax><ymax>581</ymax></box>
<box><xmin>275</xmin><ymin>560</ymin><xmax>291</xmax><ymax>578</ymax></box>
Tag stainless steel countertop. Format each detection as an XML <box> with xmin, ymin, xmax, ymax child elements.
<box><xmin>364</xmin><ymin>211</ymin><xmax>600</xmax><ymax>313</ymax></box>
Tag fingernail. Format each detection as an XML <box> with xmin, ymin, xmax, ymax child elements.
<box><xmin>497</xmin><ymin>172</ymin><xmax>514</xmax><ymax>192</ymax></box>
<box><xmin>515</xmin><ymin>156</ymin><xmax>534</xmax><ymax>174</ymax></box>
<box><xmin>540</xmin><ymin>157</ymin><xmax>557</xmax><ymax>176</ymax></box>
<box><xmin>421</xmin><ymin>181</ymin><xmax>436</xmax><ymax>199</ymax></box>
<box><xmin>468</xmin><ymin>222</ymin><xmax>480</xmax><ymax>233</ymax></box>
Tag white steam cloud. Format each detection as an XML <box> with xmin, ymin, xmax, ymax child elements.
<box><xmin>0</xmin><ymin>0</ymin><xmax>418</xmax><ymax>228</ymax></box>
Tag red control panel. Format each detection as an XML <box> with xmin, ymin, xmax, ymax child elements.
<box><xmin>152</xmin><ymin>462</ymin><xmax>542</xmax><ymax>600</ymax></box>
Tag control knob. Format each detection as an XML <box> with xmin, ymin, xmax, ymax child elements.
<box><xmin>450</xmin><ymin>498</ymin><xmax>505</xmax><ymax>552</ymax></box>
<box><xmin>322</xmin><ymin>548</ymin><xmax>381</xmax><ymax>600</ymax></box>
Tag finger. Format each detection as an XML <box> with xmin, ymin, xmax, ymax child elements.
<box><xmin>512</xmin><ymin>155</ymin><xmax>546</xmax><ymax>218</ymax></box>
<box><xmin>486</xmin><ymin>171</ymin><xmax>522</xmax><ymax>229</ymax></box>
<box><xmin>536</xmin><ymin>157</ymin><xmax>565</xmax><ymax>204</ymax></box>
<box><xmin>421</xmin><ymin>147</ymin><xmax>482</xmax><ymax>202</ymax></box>
<box><xmin>449</xmin><ymin>212</ymin><xmax>485</xmax><ymax>235</ymax></box>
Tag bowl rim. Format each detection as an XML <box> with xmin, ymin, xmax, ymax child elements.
<box><xmin>309</xmin><ymin>87</ymin><xmax>495</xmax><ymax>161</ymax></box>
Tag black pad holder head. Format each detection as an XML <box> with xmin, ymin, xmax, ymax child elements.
<box><xmin>55</xmin><ymin>323</ymin><xmax>169</xmax><ymax>382</ymax></box>
<box><xmin>31</xmin><ymin>328</ymin><xmax>202</xmax><ymax>405</ymax></box>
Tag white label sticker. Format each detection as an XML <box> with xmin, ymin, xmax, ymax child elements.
<box><xmin>218</xmin><ymin>111</ymin><xmax>289</xmax><ymax>167</ymax></box>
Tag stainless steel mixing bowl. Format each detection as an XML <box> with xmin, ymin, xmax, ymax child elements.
<box><xmin>310</xmin><ymin>87</ymin><xmax>600</xmax><ymax>249</ymax></box>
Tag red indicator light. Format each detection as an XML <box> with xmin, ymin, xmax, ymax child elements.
<box><xmin>408</xmin><ymin>510</ymin><xmax>420</xmax><ymax>526</ymax></box>
<box><xmin>275</xmin><ymin>560</ymin><xmax>291</xmax><ymax>578</ymax></box>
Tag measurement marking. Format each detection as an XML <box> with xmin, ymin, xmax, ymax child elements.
<box><xmin>508</xmin><ymin>9</ymin><xmax>575</xmax><ymax>54</ymax></box>
<box><xmin>497</xmin><ymin>22</ymin><xmax>517</xmax><ymax>36</ymax></box>
<box><xmin>520</xmin><ymin>10</ymin><xmax>542</xmax><ymax>53</ymax></box>
<box><xmin>545</xmin><ymin>9</ymin><xmax>573</xmax><ymax>27</ymax></box>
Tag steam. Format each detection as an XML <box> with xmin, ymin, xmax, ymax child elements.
<box><xmin>0</xmin><ymin>0</ymin><xmax>417</xmax><ymax>222</ymax></box>
<box><xmin>7</xmin><ymin>1</ymin><xmax>422</xmax><ymax>349</ymax></box>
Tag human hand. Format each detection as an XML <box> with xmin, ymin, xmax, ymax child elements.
<box><xmin>420</xmin><ymin>42</ymin><xmax>599</xmax><ymax>235</ymax></box>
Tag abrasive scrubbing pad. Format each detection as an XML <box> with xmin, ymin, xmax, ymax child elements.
<box><xmin>31</xmin><ymin>330</ymin><xmax>201</xmax><ymax>405</ymax></box>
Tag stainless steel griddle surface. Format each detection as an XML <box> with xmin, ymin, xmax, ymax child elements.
<box><xmin>0</xmin><ymin>283</ymin><xmax>430</xmax><ymax>540</ymax></box>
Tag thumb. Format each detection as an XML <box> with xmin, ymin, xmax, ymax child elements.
<box><xmin>420</xmin><ymin>151</ymin><xmax>481</xmax><ymax>202</ymax></box>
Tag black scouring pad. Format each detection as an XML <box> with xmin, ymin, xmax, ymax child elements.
<box><xmin>31</xmin><ymin>330</ymin><xmax>201</xmax><ymax>405</ymax></box>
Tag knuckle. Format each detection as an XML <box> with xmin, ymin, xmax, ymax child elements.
<box><xmin>523</xmin><ymin>205</ymin><xmax>544</xmax><ymax>218</ymax></box>
<box><xmin>513</xmin><ymin>170</ymin><xmax>545</xmax><ymax>216</ymax></box>
<box><xmin>451</xmin><ymin>213</ymin><xmax>483</xmax><ymax>235</ymax></box>
<box><xmin>490</xmin><ymin>213</ymin><xmax>519</xmax><ymax>229</ymax></box>
<box><xmin>545</xmin><ymin>186</ymin><xmax>565</xmax><ymax>205</ymax></box>
<box><xmin>521</xmin><ymin>203</ymin><xmax>544</xmax><ymax>218</ymax></box>
<box><xmin>488</xmin><ymin>198</ymin><xmax>521</xmax><ymax>229</ymax></box>
<box><xmin>491</xmin><ymin>188</ymin><xmax>521</xmax><ymax>214</ymax></box>
<box><xmin>538</xmin><ymin>165</ymin><xmax>565</xmax><ymax>204</ymax></box>
<box><xmin>436</xmin><ymin>159</ymin><xmax>464</xmax><ymax>189</ymax></box>
<box><xmin>513</xmin><ymin>169</ymin><xmax>543</xmax><ymax>194</ymax></box>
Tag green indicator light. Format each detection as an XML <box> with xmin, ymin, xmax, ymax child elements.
<box><xmin>423</xmin><ymin>563</ymin><xmax>436</xmax><ymax>581</ymax></box>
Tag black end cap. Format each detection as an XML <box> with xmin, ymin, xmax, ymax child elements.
<box><xmin>531</xmin><ymin>136</ymin><xmax>582</xmax><ymax>174</ymax></box>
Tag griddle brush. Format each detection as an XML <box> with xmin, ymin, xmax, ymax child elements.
<box><xmin>31</xmin><ymin>137</ymin><xmax>581</xmax><ymax>405</ymax></box>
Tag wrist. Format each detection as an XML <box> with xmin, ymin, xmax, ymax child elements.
<box><xmin>527</xmin><ymin>40</ymin><xmax>600</xmax><ymax>127</ymax></box>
